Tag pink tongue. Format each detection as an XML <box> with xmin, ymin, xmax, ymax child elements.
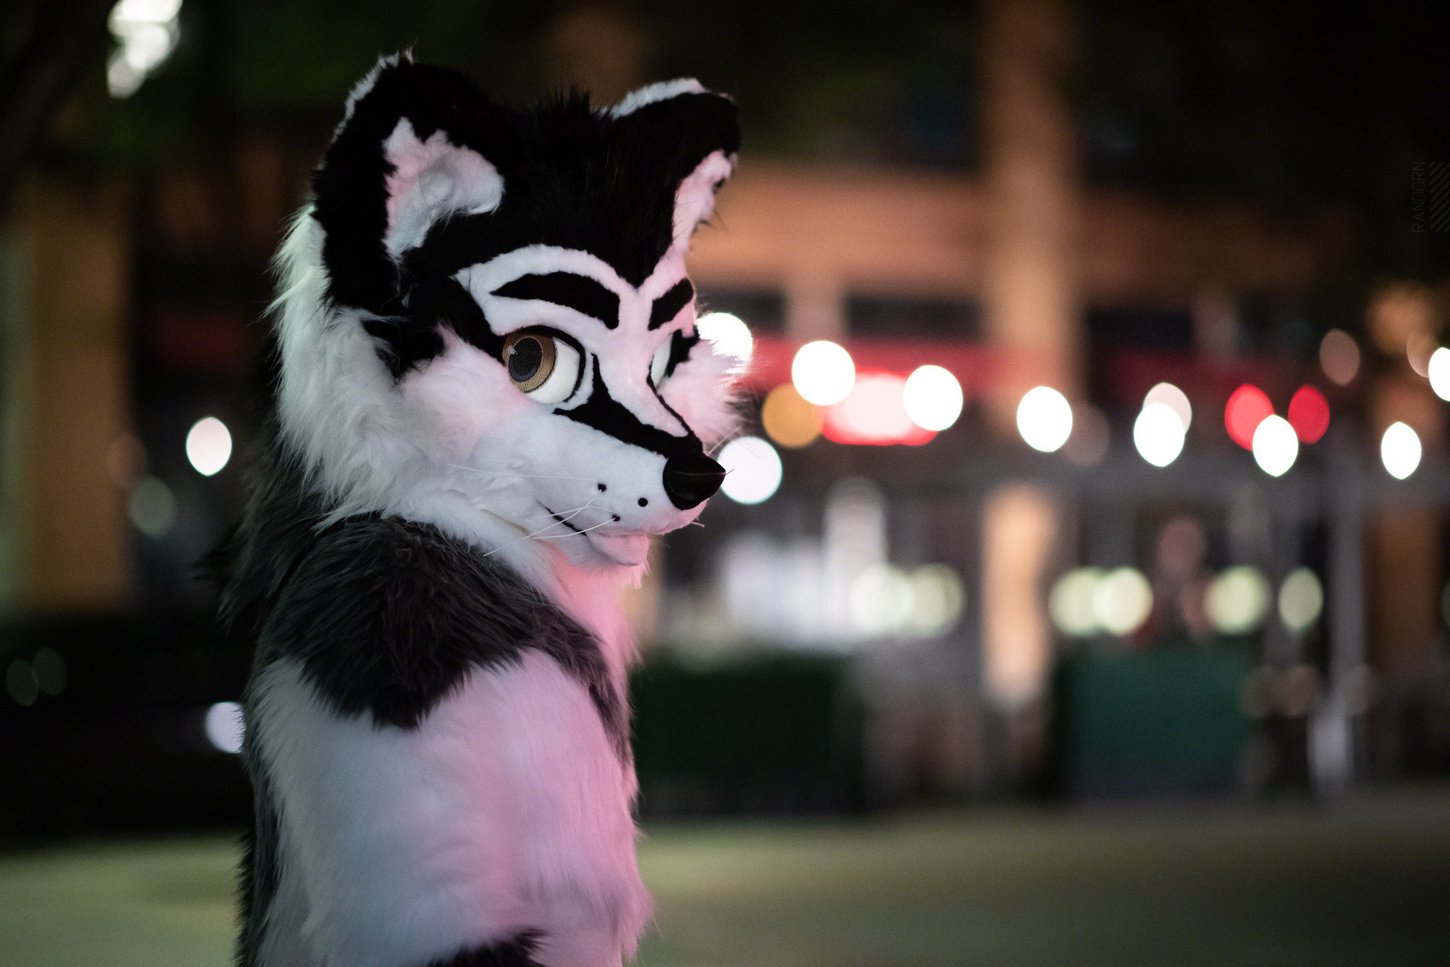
<box><xmin>589</xmin><ymin>532</ymin><xmax>651</xmax><ymax>566</ymax></box>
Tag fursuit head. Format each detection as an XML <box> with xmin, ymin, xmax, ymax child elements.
<box><xmin>217</xmin><ymin>55</ymin><xmax>742</xmax><ymax>967</ymax></box>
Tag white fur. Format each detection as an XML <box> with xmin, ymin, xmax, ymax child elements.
<box><xmin>608</xmin><ymin>78</ymin><xmax>704</xmax><ymax>118</ymax></box>
<box><xmin>383</xmin><ymin>120</ymin><xmax>505</xmax><ymax>256</ymax></box>
<box><xmin>339</xmin><ymin>52</ymin><xmax>408</xmax><ymax>128</ymax></box>
<box><xmin>253</xmin><ymin>656</ymin><xmax>648</xmax><ymax>967</ymax></box>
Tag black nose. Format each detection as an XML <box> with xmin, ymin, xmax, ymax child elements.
<box><xmin>662</xmin><ymin>453</ymin><xmax>726</xmax><ymax>509</ymax></box>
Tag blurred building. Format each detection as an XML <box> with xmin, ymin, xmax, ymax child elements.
<box><xmin>3</xmin><ymin>0</ymin><xmax>1450</xmax><ymax>819</ymax></box>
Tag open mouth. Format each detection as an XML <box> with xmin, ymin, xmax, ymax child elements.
<box><xmin>542</xmin><ymin>505</ymin><xmax>651</xmax><ymax>566</ymax></box>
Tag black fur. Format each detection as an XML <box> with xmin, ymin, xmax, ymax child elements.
<box><xmin>494</xmin><ymin>272</ymin><xmax>622</xmax><ymax>328</ymax></box>
<box><xmin>223</xmin><ymin>438</ymin><xmax>629</xmax><ymax>963</ymax></box>
<box><xmin>260</xmin><ymin>511</ymin><xmax>626</xmax><ymax>744</ymax></box>
<box><xmin>648</xmin><ymin>279</ymin><xmax>694</xmax><ymax>330</ymax></box>
<box><xmin>312</xmin><ymin>61</ymin><xmax>518</xmax><ymax>319</ymax></box>
<box><xmin>425</xmin><ymin>934</ymin><xmax>546</xmax><ymax>967</ymax></box>
<box><xmin>312</xmin><ymin>58</ymin><xmax>739</xmax><ymax>376</ymax></box>
<box><xmin>559</xmin><ymin>358</ymin><xmax>700</xmax><ymax>459</ymax></box>
<box><xmin>660</xmin><ymin>329</ymin><xmax>701</xmax><ymax>383</ymax></box>
<box><xmin>221</xmin><ymin>443</ymin><xmax>626</xmax><ymax>748</ymax></box>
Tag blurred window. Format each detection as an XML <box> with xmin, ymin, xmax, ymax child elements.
<box><xmin>847</xmin><ymin>294</ymin><xmax>979</xmax><ymax>340</ymax></box>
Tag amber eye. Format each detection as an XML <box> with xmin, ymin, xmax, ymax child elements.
<box><xmin>502</xmin><ymin>331</ymin><xmax>581</xmax><ymax>404</ymax></box>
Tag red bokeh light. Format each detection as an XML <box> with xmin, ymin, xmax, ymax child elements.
<box><xmin>1224</xmin><ymin>384</ymin><xmax>1274</xmax><ymax>450</ymax></box>
<box><xmin>1287</xmin><ymin>385</ymin><xmax>1330</xmax><ymax>444</ymax></box>
<box><xmin>821</xmin><ymin>369</ymin><xmax>936</xmax><ymax>446</ymax></box>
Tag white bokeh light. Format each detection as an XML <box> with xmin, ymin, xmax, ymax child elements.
<box><xmin>1092</xmin><ymin>568</ymin><xmax>1153</xmax><ymax>637</ymax></box>
<box><xmin>906</xmin><ymin>564</ymin><xmax>966</xmax><ymax>637</ymax></box>
<box><xmin>1279</xmin><ymin>568</ymin><xmax>1324</xmax><ymax>635</ymax></box>
<box><xmin>1207</xmin><ymin>566</ymin><xmax>1272</xmax><ymax>634</ymax></box>
<box><xmin>902</xmin><ymin>365</ymin><xmax>964</xmax><ymax>432</ymax></box>
<box><xmin>107</xmin><ymin>0</ymin><xmax>182</xmax><ymax>98</ymax></box>
<box><xmin>1143</xmin><ymin>382</ymin><xmax>1192</xmax><ymax>431</ymax></box>
<box><xmin>185</xmin><ymin>416</ymin><xmax>232</xmax><ymax>476</ymax></box>
<box><xmin>1251</xmin><ymin>415</ymin><xmax>1298</xmax><ymax>477</ymax></box>
<box><xmin>1016</xmin><ymin>386</ymin><xmax>1073</xmax><ymax>453</ymax></box>
<box><xmin>1133</xmin><ymin>401</ymin><xmax>1187</xmax><ymax>468</ymax></box>
<box><xmin>718</xmin><ymin>435</ymin><xmax>783</xmax><ymax>505</ymax></box>
<box><xmin>204</xmin><ymin>701</ymin><xmax>244</xmax><ymax>754</ymax></box>
<box><xmin>791</xmin><ymin>340</ymin><xmax>856</xmax><ymax>406</ymax></box>
<box><xmin>1429</xmin><ymin>348</ymin><xmax>1450</xmax><ymax>402</ymax></box>
<box><xmin>1049</xmin><ymin>568</ymin><xmax>1102</xmax><ymax>637</ymax></box>
<box><xmin>696</xmin><ymin>311</ymin><xmax>754</xmax><ymax>366</ymax></box>
<box><xmin>1381</xmin><ymin>421</ymin><xmax>1422</xmax><ymax>480</ymax></box>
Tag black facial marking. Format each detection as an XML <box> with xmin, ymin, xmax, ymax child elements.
<box><xmin>662</xmin><ymin>329</ymin><xmax>700</xmax><ymax>383</ymax></box>
<box><xmin>310</xmin><ymin>60</ymin><xmax>738</xmax><ymax>381</ymax></box>
<box><xmin>559</xmin><ymin>358</ymin><xmax>697</xmax><ymax>458</ymax></box>
<box><xmin>494</xmin><ymin>272</ymin><xmax>621</xmax><ymax>328</ymax></box>
<box><xmin>363</xmin><ymin>276</ymin><xmax>501</xmax><ymax>379</ymax></box>
<box><xmin>648</xmin><ymin>279</ymin><xmax>694</xmax><ymax>330</ymax></box>
<box><xmin>403</xmin><ymin>89</ymin><xmax>740</xmax><ymax>287</ymax></box>
<box><xmin>545</xmin><ymin>506</ymin><xmax>586</xmax><ymax>535</ymax></box>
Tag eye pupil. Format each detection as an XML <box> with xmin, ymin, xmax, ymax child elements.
<box><xmin>508</xmin><ymin>337</ymin><xmax>543</xmax><ymax>382</ymax></box>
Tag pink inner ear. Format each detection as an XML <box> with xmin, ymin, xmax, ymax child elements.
<box><xmin>380</xmin><ymin>120</ymin><xmax>505</xmax><ymax>254</ymax></box>
<box><xmin>672</xmin><ymin>150</ymin><xmax>735</xmax><ymax>247</ymax></box>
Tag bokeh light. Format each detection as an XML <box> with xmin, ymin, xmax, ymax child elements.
<box><xmin>827</xmin><ymin>371</ymin><xmax>924</xmax><ymax>445</ymax></box>
<box><xmin>1049</xmin><ymin>568</ymin><xmax>1102</xmax><ymax>636</ymax></box>
<box><xmin>1207</xmin><ymin>566</ymin><xmax>1271</xmax><ymax>634</ymax></box>
<box><xmin>1143</xmin><ymin>382</ymin><xmax>1192</xmax><ymax>430</ymax></box>
<box><xmin>1408</xmin><ymin>332</ymin><xmax>1436</xmax><ymax>377</ymax></box>
<box><xmin>1251</xmin><ymin>415</ymin><xmax>1298</xmax><ymax>477</ymax></box>
<box><xmin>761</xmin><ymin>383</ymin><xmax>823</xmax><ymax>448</ymax></box>
<box><xmin>1224</xmin><ymin>384</ymin><xmax>1273</xmax><ymax>450</ymax></box>
<box><xmin>902</xmin><ymin>364</ymin><xmax>964</xmax><ymax>432</ymax></box>
<box><xmin>204</xmin><ymin>701</ymin><xmax>245</xmax><ymax>754</ymax></box>
<box><xmin>849</xmin><ymin>564</ymin><xmax>916</xmax><ymax>637</ymax></box>
<box><xmin>1429</xmin><ymin>347</ymin><xmax>1450</xmax><ymax>401</ymax></box>
<box><xmin>718</xmin><ymin>435</ymin><xmax>783</xmax><ymax>504</ymax></box>
<box><xmin>1380</xmin><ymin>421</ymin><xmax>1422</xmax><ymax>480</ymax></box>
<box><xmin>697</xmin><ymin>311</ymin><xmax>754</xmax><ymax>366</ymax></box>
<box><xmin>1016</xmin><ymin>386</ymin><xmax>1073</xmax><ymax>453</ymax></box>
<box><xmin>1133</xmin><ymin>401</ymin><xmax>1187</xmax><ymax>467</ymax></box>
<box><xmin>1286</xmin><ymin>385</ymin><xmax>1330</xmax><ymax>444</ymax></box>
<box><xmin>906</xmin><ymin>564</ymin><xmax>966</xmax><ymax>637</ymax></box>
<box><xmin>128</xmin><ymin>475</ymin><xmax>176</xmax><ymax>537</ymax></box>
<box><xmin>791</xmin><ymin>340</ymin><xmax>856</xmax><ymax>406</ymax></box>
<box><xmin>1318</xmin><ymin>328</ymin><xmax>1361</xmax><ymax>386</ymax></box>
<box><xmin>5</xmin><ymin>660</ymin><xmax>39</xmax><ymax>707</ymax></box>
<box><xmin>185</xmin><ymin>416</ymin><xmax>232</xmax><ymax>476</ymax></box>
<box><xmin>1278</xmin><ymin>567</ymin><xmax>1324</xmax><ymax>635</ymax></box>
<box><xmin>1093</xmin><ymin>567</ymin><xmax>1153</xmax><ymax>636</ymax></box>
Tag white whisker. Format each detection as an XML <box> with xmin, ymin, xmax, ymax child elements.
<box><xmin>537</xmin><ymin>517</ymin><xmax>615</xmax><ymax>539</ymax></box>
<box><xmin>479</xmin><ymin>498</ymin><xmax>597</xmax><ymax>559</ymax></box>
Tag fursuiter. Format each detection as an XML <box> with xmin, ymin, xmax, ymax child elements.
<box><xmin>216</xmin><ymin>55</ymin><xmax>742</xmax><ymax>967</ymax></box>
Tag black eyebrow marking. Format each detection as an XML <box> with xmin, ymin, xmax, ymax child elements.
<box><xmin>557</xmin><ymin>358</ymin><xmax>696</xmax><ymax>457</ymax></box>
<box><xmin>493</xmin><ymin>272</ymin><xmax>621</xmax><ymax>329</ymax></box>
<box><xmin>648</xmin><ymin>279</ymin><xmax>695</xmax><ymax>330</ymax></box>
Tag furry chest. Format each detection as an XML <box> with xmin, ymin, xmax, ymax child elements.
<box><xmin>251</xmin><ymin>651</ymin><xmax>647</xmax><ymax>967</ymax></box>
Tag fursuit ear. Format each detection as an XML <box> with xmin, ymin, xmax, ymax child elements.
<box><xmin>310</xmin><ymin>55</ymin><xmax>516</xmax><ymax>316</ymax></box>
<box><xmin>610</xmin><ymin>80</ymin><xmax>741</xmax><ymax>249</ymax></box>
